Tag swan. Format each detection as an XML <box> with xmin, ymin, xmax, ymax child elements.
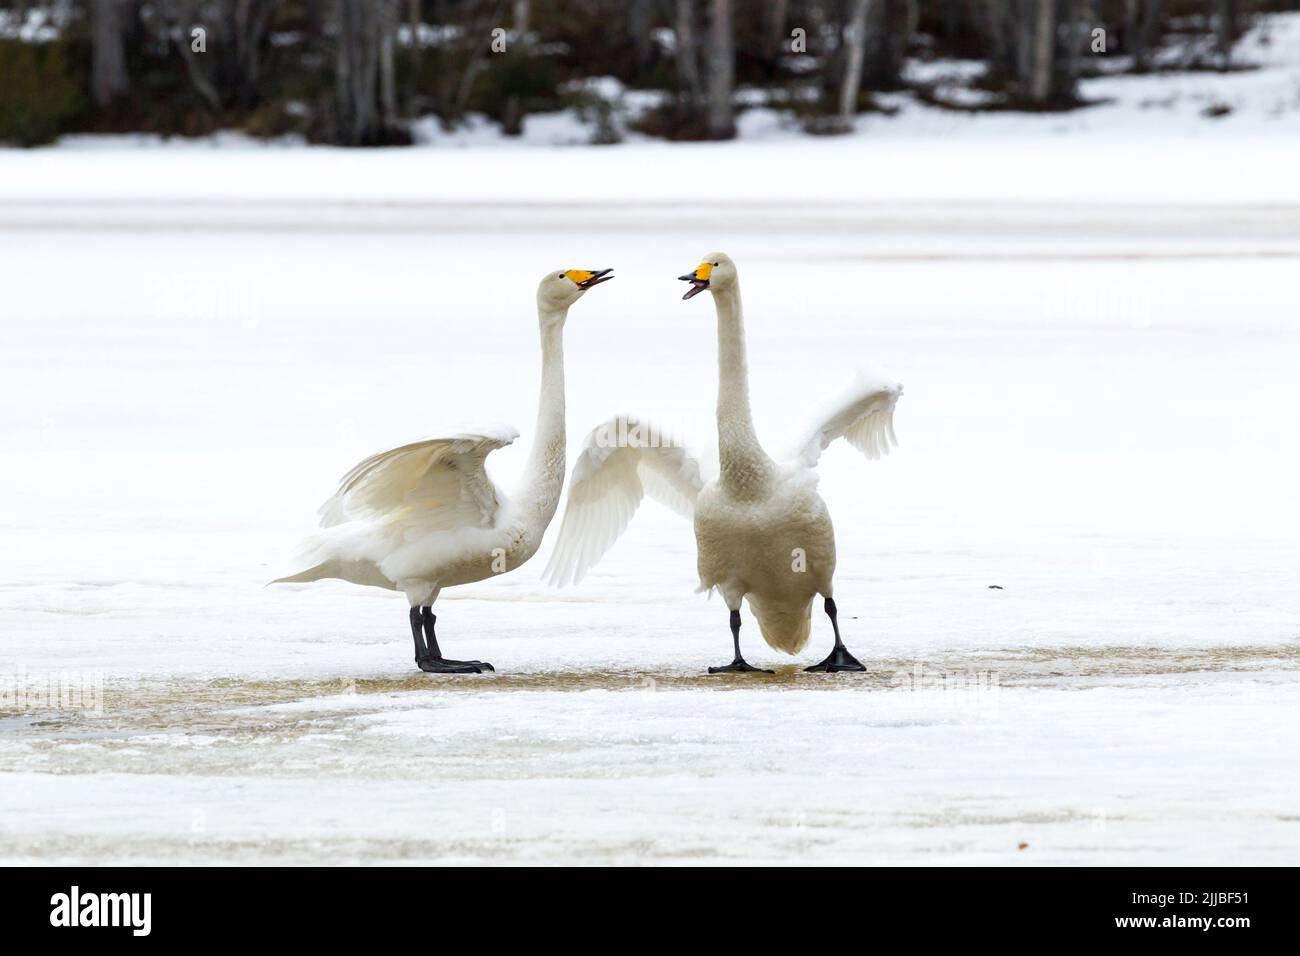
<box><xmin>544</xmin><ymin>253</ymin><xmax>899</xmax><ymax>673</ymax></box>
<box><xmin>273</xmin><ymin>267</ymin><xmax>613</xmax><ymax>673</ymax></box>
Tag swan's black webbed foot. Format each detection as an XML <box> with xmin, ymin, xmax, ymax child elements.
<box><xmin>410</xmin><ymin>607</ymin><xmax>495</xmax><ymax>674</ymax></box>
<box><xmin>804</xmin><ymin>597</ymin><xmax>866</xmax><ymax>673</ymax></box>
<box><xmin>418</xmin><ymin>658</ymin><xmax>491</xmax><ymax>674</ymax></box>
<box><xmin>804</xmin><ymin>645</ymin><xmax>866</xmax><ymax>672</ymax></box>
<box><xmin>708</xmin><ymin>659</ymin><xmax>774</xmax><ymax>674</ymax></box>
<box><xmin>707</xmin><ymin>609</ymin><xmax>773</xmax><ymax>675</ymax></box>
<box><xmin>431</xmin><ymin>659</ymin><xmax>495</xmax><ymax>671</ymax></box>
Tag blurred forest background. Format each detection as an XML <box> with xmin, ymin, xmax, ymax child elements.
<box><xmin>0</xmin><ymin>0</ymin><xmax>1293</xmax><ymax>146</ymax></box>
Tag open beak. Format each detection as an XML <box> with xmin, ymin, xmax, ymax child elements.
<box><xmin>566</xmin><ymin>268</ymin><xmax>614</xmax><ymax>289</ymax></box>
<box><xmin>678</xmin><ymin>262</ymin><xmax>712</xmax><ymax>300</ymax></box>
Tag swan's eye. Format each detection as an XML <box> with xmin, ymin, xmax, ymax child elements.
<box><xmin>557</xmin><ymin>274</ymin><xmax>564</xmax><ymax>279</ymax></box>
<box><xmin>713</xmin><ymin>262</ymin><xmax>719</xmax><ymax>266</ymax></box>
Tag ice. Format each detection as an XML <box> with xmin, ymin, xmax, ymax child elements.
<box><xmin>2</xmin><ymin>33</ymin><xmax>1300</xmax><ymax>863</ymax></box>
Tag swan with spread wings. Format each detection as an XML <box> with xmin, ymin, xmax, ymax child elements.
<box><xmin>273</xmin><ymin>267</ymin><xmax>612</xmax><ymax>673</ymax></box>
<box><xmin>545</xmin><ymin>253</ymin><xmax>899</xmax><ymax>673</ymax></box>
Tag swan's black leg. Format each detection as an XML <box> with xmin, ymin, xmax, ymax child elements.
<box><xmin>417</xmin><ymin>607</ymin><xmax>494</xmax><ymax>673</ymax></box>
<box><xmin>410</xmin><ymin>606</ymin><xmax>428</xmax><ymax>664</ymax></box>
<box><xmin>805</xmin><ymin>598</ymin><xmax>866</xmax><ymax>673</ymax></box>
<box><xmin>708</xmin><ymin>609</ymin><xmax>773</xmax><ymax>674</ymax></box>
<box><xmin>410</xmin><ymin>607</ymin><xmax>490</xmax><ymax>674</ymax></box>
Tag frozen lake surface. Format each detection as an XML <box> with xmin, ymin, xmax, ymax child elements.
<box><xmin>2</xmin><ymin>168</ymin><xmax>1299</xmax><ymax>863</ymax></box>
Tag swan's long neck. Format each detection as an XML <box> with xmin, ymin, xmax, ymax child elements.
<box><xmin>712</xmin><ymin>285</ymin><xmax>775</xmax><ymax>498</ymax></box>
<box><xmin>516</xmin><ymin>310</ymin><xmax>567</xmax><ymax>533</ymax></box>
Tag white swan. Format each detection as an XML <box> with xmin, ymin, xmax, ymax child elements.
<box><xmin>273</xmin><ymin>267</ymin><xmax>613</xmax><ymax>673</ymax></box>
<box><xmin>545</xmin><ymin>253</ymin><xmax>899</xmax><ymax>673</ymax></box>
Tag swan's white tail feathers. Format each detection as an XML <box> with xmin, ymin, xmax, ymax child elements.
<box><xmin>749</xmin><ymin>595</ymin><xmax>814</xmax><ymax>655</ymax></box>
<box><xmin>269</xmin><ymin>558</ymin><xmax>392</xmax><ymax>590</ymax></box>
<box><xmin>544</xmin><ymin>415</ymin><xmax>704</xmax><ymax>587</ymax></box>
<box><xmin>268</xmin><ymin>562</ymin><xmax>335</xmax><ymax>586</ymax></box>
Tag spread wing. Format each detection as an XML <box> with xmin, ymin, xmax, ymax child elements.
<box><xmin>544</xmin><ymin>415</ymin><xmax>704</xmax><ymax>587</ymax></box>
<box><xmin>318</xmin><ymin>425</ymin><xmax>518</xmax><ymax>534</ymax></box>
<box><xmin>791</xmin><ymin>372</ymin><xmax>902</xmax><ymax>468</ymax></box>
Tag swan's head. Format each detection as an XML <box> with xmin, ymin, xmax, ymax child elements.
<box><xmin>537</xmin><ymin>268</ymin><xmax>614</xmax><ymax>312</ymax></box>
<box><xmin>678</xmin><ymin>252</ymin><xmax>735</xmax><ymax>300</ymax></box>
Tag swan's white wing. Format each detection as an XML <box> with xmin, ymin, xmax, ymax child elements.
<box><xmin>318</xmin><ymin>425</ymin><xmax>519</xmax><ymax>534</ymax></box>
<box><xmin>544</xmin><ymin>415</ymin><xmax>704</xmax><ymax>587</ymax></box>
<box><xmin>791</xmin><ymin>371</ymin><xmax>902</xmax><ymax>468</ymax></box>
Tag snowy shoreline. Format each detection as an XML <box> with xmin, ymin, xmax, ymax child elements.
<box><xmin>4</xmin><ymin>132</ymin><xmax>1299</xmax><ymax>207</ymax></box>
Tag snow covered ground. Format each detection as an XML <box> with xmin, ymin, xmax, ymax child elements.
<box><xmin>2</xmin><ymin>22</ymin><xmax>1299</xmax><ymax>864</ymax></box>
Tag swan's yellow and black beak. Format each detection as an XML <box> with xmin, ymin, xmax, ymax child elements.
<box><xmin>566</xmin><ymin>268</ymin><xmax>614</xmax><ymax>289</ymax></box>
<box><xmin>678</xmin><ymin>262</ymin><xmax>712</xmax><ymax>300</ymax></box>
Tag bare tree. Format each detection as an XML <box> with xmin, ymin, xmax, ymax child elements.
<box><xmin>406</xmin><ymin>0</ymin><xmax>421</xmax><ymax>113</ymax></box>
<box><xmin>863</xmin><ymin>0</ymin><xmax>913</xmax><ymax>89</ymax></box>
<box><xmin>767</xmin><ymin>0</ymin><xmax>789</xmax><ymax>60</ymax></box>
<box><xmin>1028</xmin><ymin>0</ymin><xmax>1057</xmax><ymax>103</ymax></box>
<box><xmin>837</xmin><ymin>0</ymin><xmax>873</xmax><ymax>130</ymax></box>
<box><xmin>1062</xmin><ymin>0</ymin><xmax>1084</xmax><ymax>89</ymax></box>
<box><xmin>992</xmin><ymin>0</ymin><xmax>1077</xmax><ymax>106</ymax></box>
<box><xmin>379</xmin><ymin>0</ymin><xmax>398</xmax><ymax>126</ymax></box>
<box><xmin>1214</xmin><ymin>0</ymin><xmax>1239</xmax><ymax>70</ymax></box>
<box><xmin>336</xmin><ymin>0</ymin><xmax>382</xmax><ymax>144</ymax></box>
<box><xmin>502</xmin><ymin>0</ymin><xmax>530</xmax><ymax>135</ymax></box>
<box><xmin>986</xmin><ymin>0</ymin><xmax>1014</xmax><ymax>78</ymax></box>
<box><xmin>629</xmin><ymin>0</ymin><xmax>653</xmax><ymax>66</ymax></box>
<box><xmin>447</xmin><ymin>0</ymin><xmax>507</xmax><ymax>126</ymax></box>
<box><xmin>706</xmin><ymin>0</ymin><xmax>734</xmax><ymax>139</ymax></box>
<box><xmin>230</xmin><ymin>0</ymin><xmax>279</xmax><ymax>108</ymax></box>
<box><xmin>676</xmin><ymin>0</ymin><xmax>703</xmax><ymax>110</ymax></box>
<box><xmin>174</xmin><ymin>1</ymin><xmax>222</xmax><ymax>111</ymax></box>
<box><xmin>90</xmin><ymin>0</ymin><xmax>129</xmax><ymax>107</ymax></box>
<box><xmin>1127</xmin><ymin>0</ymin><xmax>1163</xmax><ymax>72</ymax></box>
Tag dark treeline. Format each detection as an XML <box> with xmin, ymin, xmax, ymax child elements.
<box><xmin>0</xmin><ymin>0</ymin><xmax>1290</xmax><ymax>146</ymax></box>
